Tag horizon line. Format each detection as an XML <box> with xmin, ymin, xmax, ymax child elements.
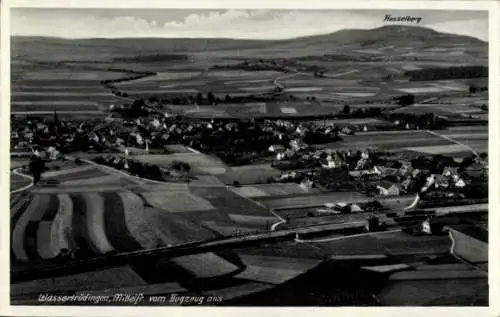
<box><xmin>10</xmin><ymin>25</ymin><xmax>488</xmax><ymax>43</ymax></box>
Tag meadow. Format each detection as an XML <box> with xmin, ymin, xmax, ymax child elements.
<box><xmin>320</xmin><ymin>130</ymin><xmax>455</xmax><ymax>152</ymax></box>
<box><xmin>256</xmin><ymin>191</ymin><xmax>367</xmax><ymax>209</ymax></box>
<box><xmin>11</xmin><ymin>47</ymin><xmax>488</xmax><ymax>120</ymax></box>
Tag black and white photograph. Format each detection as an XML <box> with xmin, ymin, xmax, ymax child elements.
<box><xmin>4</xmin><ymin>2</ymin><xmax>496</xmax><ymax>311</ymax></box>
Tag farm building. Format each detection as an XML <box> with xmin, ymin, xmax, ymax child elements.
<box><xmin>454</xmin><ymin>178</ymin><xmax>467</xmax><ymax>188</ymax></box>
<box><xmin>376</xmin><ymin>181</ymin><xmax>401</xmax><ymax>196</ymax></box>
<box><xmin>442</xmin><ymin>166</ymin><xmax>459</xmax><ymax>178</ymax></box>
<box><xmin>323</xmin><ymin>154</ymin><xmax>344</xmax><ymax>169</ymax></box>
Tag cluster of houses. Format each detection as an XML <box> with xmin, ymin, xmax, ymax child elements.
<box><xmin>273</xmin><ymin>141</ymin><xmax>483</xmax><ymax>198</ymax></box>
<box><xmin>12</xmin><ymin>111</ymin><xmax>486</xmax><ymax>202</ymax></box>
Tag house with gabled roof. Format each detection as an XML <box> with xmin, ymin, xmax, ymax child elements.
<box><xmin>376</xmin><ymin>181</ymin><xmax>401</xmax><ymax>196</ymax></box>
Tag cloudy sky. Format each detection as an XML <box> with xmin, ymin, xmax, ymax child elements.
<box><xmin>11</xmin><ymin>9</ymin><xmax>489</xmax><ymax>41</ymax></box>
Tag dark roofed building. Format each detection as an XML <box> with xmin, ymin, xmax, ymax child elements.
<box><xmin>376</xmin><ymin>181</ymin><xmax>400</xmax><ymax>196</ymax></box>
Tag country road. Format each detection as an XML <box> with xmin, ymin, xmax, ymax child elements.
<box><xmin>427</xmin><ymin>130</ymin><xmax>480</xmax><ymax>157</ymax></box>
<box><xmin>10</xmin><ymin>168</ymin><xmax>34</xmax><ymax>194</ymax></box>
<box><xmin>295</xmin><ymin>228</ymin><xmax>402</xmax><ymax>244</ymax></box>
<box><xmin>324</xmin><ymin>69</ymin><xmax>359</xmax><ymax>78</ymax></box>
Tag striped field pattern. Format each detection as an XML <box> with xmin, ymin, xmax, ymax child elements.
<box><xmin>10</xmin><ymin>189</ymin><xmax>244</xmax><ymax>279</ymax></box>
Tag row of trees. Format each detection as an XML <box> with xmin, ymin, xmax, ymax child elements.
<box><xmin>112</xmin><ymin>54</ymin><xmax>189</xmax><ymax>63</ymax></box>
<box><xmin>100</xmin><ymin>71</ymin><xmax>156</xmax><ymax>85</ymax></box>
<box><xmin>338</xmin><ymin>105</ymin><xmax>384</xmax><ymax>118</ymax></box>
<box><xmin>211</xmin><ymin>58</ymin><xmax>325</xmax><ymax>73</ymax></box>
<box><xmin>385</xmin><ymin>112</ymin><xmax>449</xmax><ymax>130</ymax></box>
<box><xmin>404</xmin><ymin>66</ymin><xmax>487</xmax><ymax>81</ymax></box>
<box><xmin>469</xmin><ymin>85</ymin><xmax>488</xmax><ymax>94</ymax></box>
<box><xmin>145</xmin><ymin>91</ymin><xmax>289</xmax><ymax>107</ymax></box>
<box><xmin>93</xmin><ymin>156</ymin><xmax>165</xmax><ymax>181</ymax></box>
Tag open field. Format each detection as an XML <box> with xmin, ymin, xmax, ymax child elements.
<box><xmin>404</xmin><ymin>144</ymin><xmax>473</xmax><ymax>155</ymax></box>
<box><xmin>163</xmin><ymin>144</ymin><xmax>197</xmax><ymax>154</ymax></box>
<box><xmin>127</xmin><ymin>153</ymin><xmax>228</xmax><ymax>175</ymax></box>
<box><xmin>10</xmin><ymin>172</ymin><xmax>32</xmax><ymax>191</ymax></box>
<box><xmin>218</xmin><ymin>164</ymin><xmax>281</xmax><ymax>185</ymax></box>
<box><xmin>231</xmin><ymin>183</ymin><xmax>318</xmax><ymax>198</ymax></box>
<box><xmin>392</xmin><ymin>103</ymin><xmax>486</xmax><ymax>116</ymax></box>
<box><xmin>116</xmin><ymin>71</ymin><xmax>199</xmax><ymax>84</ymax></box>
<box><xmin>235</xmin><ymin>255</ymin><xmax>321</xmax><ymax>284</ymax></box>
<box><xmin>11</xmin><ymin>265</ymin><xmax>148</xmax><ymax>296</ymax></box>
<box><xmin>11</xmin><ymin>57</ymin><xmax>485</xmax><ymax>118</ymax></box>
<box><xmin>141</xmin><ymin>189</ymin><xmax>216</xmax><ymax>213</ymax></box>
<box><xmin>10</xmin><ymin>188</ymin><xmax>248</xmax><ymax>279</ymax></box>
<box><xmin>320</xmin><ymin>130</ymin><xmax>453</xmax><ymax>151</ymax></box>
<box><xmin>190</xmin><ymin>186</ymin><xmax>272</xmax><ymax>218</ymax></box>
<box><xmin>379</xmin><ymin>277</ymin><xmax>488</xmax><ymax>306</ymax></box>
<box><xmin>256</xmin><ymin>192</ymin><xmax>367</xmax><ymax>209</ymax></box>
<box><xmin>11</xmin><ymin>63</ymin><xmax>132</xmax><ymax>112</ymax></box>
<box><xmin>239</xmin><ymin>230</ymin><xmax>451</xmax><ymax>260</ymax></box>
<box><xmin>19</xmin><ymin>69</ymin><xmax>130</xmax><ymax>81</ymax></box>
<box><xmin>12</xmin><ymin>58</ymin><xmax>485</xmax><ymax>118</ymax></box>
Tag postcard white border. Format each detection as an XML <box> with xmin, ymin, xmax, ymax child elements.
<box><xmin>1</xmin><ymin>1</ymin><xmax>499</xmax><ymax>316</ymax></box>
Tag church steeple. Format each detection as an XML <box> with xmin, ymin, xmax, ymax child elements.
<box><xmin>52</xmin><ymin>109</ymin><xmax>62</xmax><ymax>138</ymax></box>
<box><xmin>53</xmin><ymin>109</ymin><xmax>59</xmax><ymax>126</ymax></box>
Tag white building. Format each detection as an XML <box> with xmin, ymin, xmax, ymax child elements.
<box><xmin>455</xmin><ymin>178</ymin><xmax>467</xmax><ymax>188</ymax></box>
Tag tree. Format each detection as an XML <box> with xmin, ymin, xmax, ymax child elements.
<box><xmin>29</xmin><ymin>155</ymin><xmax>45</xmax><ymax>184</ymax></box>
<box><xmin>394</xmin><ymin>94</ymin><xmax>415</xmax><ymax>106</ymax></box>
<box><xmin>149</xmin><ymin>164</ymin><xmax>163</xmax><ymax>180</ymax></box>
<box><xmin>130</xmin><ymin>99</ymin><xmax>145</xmax><ymax>117</ymax></box>
<box><xmin>460</xmin><ymin>155</ymin><xmax>476</xmax><ymax>169</ymax></box>
<box><xmin>343</xmin><ymin>104</ymin><xmax>351</xmax><ymax>114</ymax></box>
<box><xmin>207</xmin><ymin>92</ymin><xmax>216</xmax><ymax>105</ymax></box>
<box><xmin>195</xmin><ymin>92</ymin><xmax>204</xmax><ymax>105</ymax></box>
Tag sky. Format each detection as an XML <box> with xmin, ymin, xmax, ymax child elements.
<box><xmin>11</xmin><ymin>9</ymin><xmax>489</xmax><ymax>41</ymax></box>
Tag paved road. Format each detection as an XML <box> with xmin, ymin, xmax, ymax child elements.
<box><xmin>295</xmin><ymin>229</ymin><xmax>402</xmax><ymax>244</ymax></box>
<box><xmin>10</xmin><ymin>168</ymin><xmax>34</xmax><ymax>194</ymax></box>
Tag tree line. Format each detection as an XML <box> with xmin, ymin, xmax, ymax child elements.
<box><xmin>404</xmin><ymin>66</ymin><xmax>487</xmax><ymax>81</ymax></box>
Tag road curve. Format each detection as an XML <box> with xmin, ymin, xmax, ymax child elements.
<box><xmin>11</xmin><ymin>168</ymin><xmax>34</xmax><ymax>194</ymax></box>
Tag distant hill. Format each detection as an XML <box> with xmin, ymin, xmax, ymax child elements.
<box><xmin>11</xmin><ymin>25</ymin><xmax>487</xmax><ymax>62</ymax></box>
<box><xmin>271</xmin><ymin>25</ymin><xmax>486</xmax><ymax>50</ymax></box>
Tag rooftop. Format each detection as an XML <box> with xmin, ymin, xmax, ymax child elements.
<box><xmin>377</xmin><ymin>180</ymin><xmax>399</xmax><ymax>190</ymax></box>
